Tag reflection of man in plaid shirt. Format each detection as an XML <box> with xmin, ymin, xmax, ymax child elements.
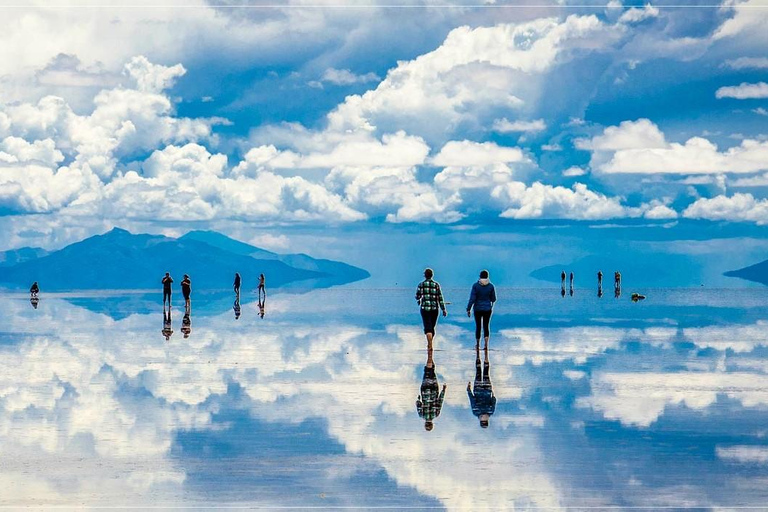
<box><xmin>416</xmin><ymin>268</ymin><xmax>447</xmax><ymax>348</ymax></box>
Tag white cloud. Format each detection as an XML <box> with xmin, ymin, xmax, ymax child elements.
<box><xmin>320</xmin><ymin>68</ymin><xmax>381</xmax><ymax>86</ymax></box>
<box><xmin>432</xmin><ymin>140</ymin><xmax>526</xmax><ymax>167</ymax></box>
<box><xmin>716</xmin><ymin>82</ymin><xmax>768</xmax><ymax>100</ymax></box>
<box><xmin>643</xmin><ymin>202</ymin><xmax>678</xmax><ymax>220</ymax></box>
<box><xmin>724</xmin><ymin>57</ymin><xmax>768</xmax><ymax>70</ymax></box>
<box><xmin>683</xmin><ymin>193</ymin><xmax>768</xmax><ymax>224</ymax></box>
<box><xmin>754</xmin><ymin>107</ymin><xmax>768</xmax><ymax>116</ymax></box>
<box><xmin>0</xmin><ymin>137</ymin><xmax>63</xmax><ymax>166</ymax></box>
<box><xmin>717</xmin><ymin>446</ymin><xmax>768</xmax><ymax>464</ymax></box>
<box><xmin>582</xmin><ymin>119</ymin><xmax>768</xmax><ymax>175</ymax></box>
<box><xmin>492</xmin><ymin>181</ymin><xmax>630</xmax><ymax>220</ymax></box>
<box><xmin>562</xmin><ymin>166</ymin><xmax>587</xmax><ymax>177</ymax></box>
<box><xmin>618</xmin><ymin>4</ymin><xmax>660</xmax><ymax>24</ymax></box>
<box><xmin>492</xmin><ymin>118</ymin><xmax>547</xmax><ymax>133</ymax></box>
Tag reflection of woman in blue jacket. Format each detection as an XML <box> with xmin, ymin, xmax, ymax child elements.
<box><xmin>466</xmin><ymin>270</ymin><xmax>497</xmax><ymax>349</ymax></box>
<box><xmin>467</xmin><ymin>344</ymin><xmax>495</xmax><ymax>429</ymax></box>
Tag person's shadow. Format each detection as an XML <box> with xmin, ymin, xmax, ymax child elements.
<box><xmin>416</xmin><ymin>346</ymin><xmax>446</xmax><ymax>432</ymax></box>
<box><xmin>233</xmin><ymin>297</ymin><xmax>241</xmax><ymax>320</ymax></box>
<box><xmin>467</xmin><ymin>344</ymin><xmax>496</xmax><ymax>429</ymax></box>
<box><xmin>162</xmin><ymin>305</ymin><xmax>174</xmax><ymax>341</ymax></box>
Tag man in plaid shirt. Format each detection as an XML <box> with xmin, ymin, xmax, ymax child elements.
<box><xmin>416</xmin><ymin>268</ymin><xmax>447</xmax><ymax>348</ymax></box>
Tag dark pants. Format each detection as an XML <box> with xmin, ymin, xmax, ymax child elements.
<box><xmin>421</xmin><ymin>309</ymin><xmax>439</xmax><ymax>335</ymax></box>
<box><xmin>474</xmin><ymin>310</ymin><xmax>492</xmax><ymax>339</ymax></box>
<box><xmin>163</xmin><ymin>289</ymin><xmax>171</xmax><ymax>303</ymax></box>
<box><xmin>475</xmin><ymin>357</ymin><xmax>491</xmax><ymax>385</ymax></box>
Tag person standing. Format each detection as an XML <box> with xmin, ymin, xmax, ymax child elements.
<box><xmin>30</xmin><ymin>282</ymin><xmax>39</xmax><ymax>297</ymax></box>
<box><xmin>415</xmin><ymin>268</ymin><xmax>447</xmax><ymax>349</ymax></box>
<box><xmin>466</xmin><ymin>269</ymin><xmax>496</xmax><ymax>349</ymax></box>
<box><xmin>181</xmin><ymin>274</ymin><xmax>191</xmax><ymax>308</ymax></box>
<box><xmin>597</xmin><ymin>270</ymin><xmax>603</xmax><ymax>288</ymax></box>
<box><xmin>233</xmin><ymin>272</ymin><xmax>241</xmax><ymax>299</ymax></box>
<box><xmin>569</xmin><ymin>271</ymin><xmax>574</xmax><ymax>296</ymax></box>
<box><xmin>258</xmin><ymin>273</ymin><xmax>266</xmax><ymax>302</ymax></box>
<box><xmin>560</xmin><ymin>270</ymin><xmax>566</xmax><ymax>293</ymax></box>
<box><xmin>162</xmin><ymin>272</ymin><xmax>173</xmax><ymax>306</ymax></box>
<box><xmin>467</xmin><ymin>343</ymin><xmax>495</xmax><ymax>429</ymax></box>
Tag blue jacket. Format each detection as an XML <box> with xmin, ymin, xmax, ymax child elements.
<box><xmin>467</xmin><ymin>279</ymin><xmax>496</xmax><ymax>312</ymax></box>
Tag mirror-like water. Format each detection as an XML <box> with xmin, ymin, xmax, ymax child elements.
<box><xmin>1</xmin><ymin>287</ymin><xmax>767</xmax><ymax>509</ymax></box>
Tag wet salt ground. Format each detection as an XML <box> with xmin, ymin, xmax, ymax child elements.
<box><xmin>1</xmin><ymin>287</ymin><xmax>768</xmax><ymax>509</ymax></box>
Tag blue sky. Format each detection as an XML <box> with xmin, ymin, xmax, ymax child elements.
<box><xmin>1</xmin><ymin>1</ymin><xmax>768</xmax><ymax>254</ymax></box>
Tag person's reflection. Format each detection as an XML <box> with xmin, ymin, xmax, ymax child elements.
<box><xmin>162</xmin><ymin>305</ymin><xmax>174</xmax><ymax>340</ymax></box>
<box><xmin>416</xmin><ymin>346</ymin><xmax>446</xmax><ymax>431</ymax></box>
<box><xmin>181</xmin><ymin>302</ymin><xmax>192</xmax><ymax>338</ymax></box>
<box><xmin>467</xmin><ymin>344</ymin><xmax>495</xmax><ymax>428</ymax></box>
<box><xmin>233</xmin><ymin>297</ymin><xmax>241</xmax><ymax>320</ymax></box>
<box><xmin>30</xmin><ymin>296</ymin><xmax>40</xmax><ymax>309</ymax></box>
<box><xmin>258</xmin><ymin>297</ymin><xmax>265</xmax><ymax>319</ymax></box>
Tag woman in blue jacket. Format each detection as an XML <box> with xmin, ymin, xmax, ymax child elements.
<box><xmin>467</xmin><ymin>270</ymin><xmax>497</xmax><ymax>348</ymax></box>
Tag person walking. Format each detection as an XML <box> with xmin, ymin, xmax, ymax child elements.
<box><xmin>162</xmin><ymin>272</ymin><xmax>173</xmax><ymax>306</ymax></box>
<box><xmin>466</xmin><ymin>269</ymin><xmax>496</xmax><ymax>349</ymax></box>
<box><xmin>181</xmin><ymin>274</ymin><xmax>191</xmax><ymax>308</ymax></box>
<box><xmin>233</xmin><ymin>272</ymin><xmax>241</xmax><ymax>299</ymax></box>
<box><xmin>415</xmin><ymin>268</ymin><xmax>447</xmax><ymax>349</ymax></box>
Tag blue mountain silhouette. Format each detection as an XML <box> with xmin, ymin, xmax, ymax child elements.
<box><xmin>724</xmin><ymin>259</ymin><xmax>768</xmax><ymax>286</ymax></box>
<box><xmin>0</xmin><ymin>228</ymin><xmax>369</xmax><ymax>291</ymax></box>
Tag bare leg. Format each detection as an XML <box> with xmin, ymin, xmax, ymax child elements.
<box><xmin>426</xmin><ymin>332</ymin><xmax>434</xmax><ymax>350</ymax></box>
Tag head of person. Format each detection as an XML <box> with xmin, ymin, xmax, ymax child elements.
<box><xmin>165</xmin><ymin>272</ymin><xmax>170</xmax><ymax>277</ymax></box>
<box><xmin>424</xmin><ymin>421</ymin><xmax>434</xmax><ymax>431</ymax></box>
<box><xmin>479</xmin><ymin>270</ymin><xmax>489</xmax><ymax>279</ymax></box>
<box><xmin>424</xmin><ymin>268</ymin><xmax>433</xmax><ymax>279</ymax></box>
<box><xmin>183</xmin><ymin>274</ymin><xmax>189</xmax><ymax>279</ymax></box>
<box><xmin>479</xmin><ymin>414</ymin><xmax>490</xmax><ymax>428</ymax></box>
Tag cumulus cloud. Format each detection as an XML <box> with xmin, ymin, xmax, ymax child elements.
<box><xmin>618</xmin><ymin>4</ymin><xmax>660</xmax><ymax>24</ymax></box>
<box><xmin>581</xmin><ymin>119</ymin><xmax>768</xmax><ymax>175</ymax></box>
<box><xmin>683</xmin><ymin>193</ymin><xmax>768</xmax><ymax>225</ymax></box>
<box><xmin>491</xmin><ymin>181</ymin><xmax>629</xmax><ymax>220</ymax></box>
<box><xmin>320</xmin><ymin>68</ymin><xmax>381</xmax><ymax>86</ymax></box>
<box><xmin>562</xmin><ymin>166</ymin><xmax>587</xmax><ymax>177</ymax></box>
<box><xmin>716</xmin><ymin>82</ymin><xmax>768</xmax><ymax>100</ymax></box>
<box><xmin>491</xmin><ymin>118</ymin><xmax>547</xmax><ymax>133</ymax></box>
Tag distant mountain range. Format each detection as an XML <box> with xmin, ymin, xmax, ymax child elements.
<box><xmin>724</xmin><ymin>259</ymin><xmax>768</xmax><ymax>286</ymax></box>
<box><xmin>0</xmin><ymin>228</ymin><xmax>369</xmax><ymax>291</ymax></box>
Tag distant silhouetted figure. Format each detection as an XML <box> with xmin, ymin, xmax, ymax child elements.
<box><xmin>597</xmin><ymin>270</ymin><xmax>603</xmax><ymax>297</ymax></box>
<box><xmin>416</xmin><ymin>268</ymin><xmax>447</xmax><ymax>350</ymax></box>
<box><xmin>466</xmin><ymin>269</ymin><xmax>496</xmax><ymax>349</ymax></box>
<box><xmin>30</xmin><ymin>296</ymin><xmax>39</xmax><ymax>309</ymax></box>
<box><xmin>417</xmin><ymin>346</ymin><xmax>446</xmax><ymax>432</ymax></box>
<box><xmin>162</xmin><ymin>305</ymin><xmax>173</xmax><ymax>340</ymax></box>
<box><xmin>468</xmin><ymin>344</ymin><xmax>495</xmax><ymax>429</ymax></box>
<box><xmin>258</xmin><ymin>273</ymin><xmax>266</xmax><ymax>302</ymax></box>
<box><xmin>569</xmin><ymin>272</ymin><xmax>574</xmax><ymax>295</ymax></box>
<box><xmin>181</xmin><ymin>302</ymin><xmax>192</xmax><ymax>338</ymax></box>
<box><xmin>560</xmin><ymin>271</ymin><xmax>566</xmax><ymax>292</ymax></box>
<box><xmin>30</xmin><ymin>282</ymin><xmax>39</xmax><ymax>296</ymax></box>
<box><xmin>631</xmin><ymin>292</ymin><xmax>646</xmax><ymax>302</ymax></box>
<box><xmin>181</xmin><ymin>274</ymin><xmax>191</xmax><ymax>308</ymax></box>
<box><xmin>234</xmin><ymin>272</ymin><xmax>241</xmax><ymax>299</ymax></box>
<box><xmin>233</xmin><ymin>297</ymin><xmax>241</xmax><ymax>320</ymax></box>
<box><xmin>162</xmin><ymin>272</ymin><xmax>173</xmax><ymax>306</ymax></box>
<box><xmin>614</xmin><ymin>271</ymin><xmax>622</xmax><ymax>298</ymax></box>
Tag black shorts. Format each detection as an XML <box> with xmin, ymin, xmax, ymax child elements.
<box><xmin>420</xmin><ymin>309</ymin><xmax>439</xmax><ymax>335</ymax></box>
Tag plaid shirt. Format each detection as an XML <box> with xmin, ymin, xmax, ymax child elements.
<box><xmin>417</xmin><ymin>386</ymin><xmax>445</xmax><ymax>421</ymax></box>
<box><xmin>416</xmin><ymin>279</ymin><xmax>446</xmax><ymax>311</ymax></box>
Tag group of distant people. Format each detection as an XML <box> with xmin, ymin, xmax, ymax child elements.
<box><xmin>561</xmin><ymin>270</ymin><xmax>623</xmax><ymax>298</ymax></box>
<box><xmin>161</xmin><ymin>271</ymin><xmax>267</xmax><ymax>340</ymax></box>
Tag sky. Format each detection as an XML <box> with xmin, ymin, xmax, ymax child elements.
<box><xmin>1</xmin><ymin>0</ymin><xmax>768</xmax><ymax>259</ymax></box>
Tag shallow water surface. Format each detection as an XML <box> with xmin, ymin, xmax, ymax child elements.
<box><xmin>1</xmin><ymin>287</ymin><xmax>767</xmax><ymax>509</ymax></box>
